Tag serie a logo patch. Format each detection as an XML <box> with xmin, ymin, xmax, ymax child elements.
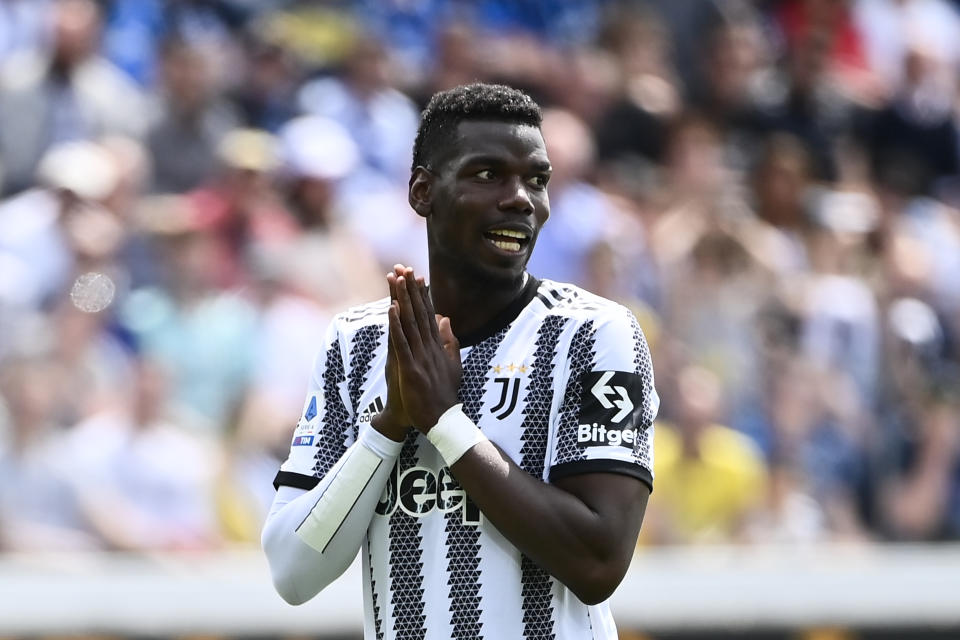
<box><xmin>576</xmin><ymin>370</ymin><xmax>645</xmax><ymax>448</ymax></box>
<box><xmin>292</xmin><ymin>392</ymin><xmax>323</xmax><ymax>445</ymax></box>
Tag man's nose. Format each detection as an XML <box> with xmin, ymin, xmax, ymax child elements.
<box><xmin>498</xmin><ymin>176</ymin><xmax>534</xmax><ymax>214</ymax></box>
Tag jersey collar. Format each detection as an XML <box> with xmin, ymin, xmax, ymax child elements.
<box><xmin>457</xmin><ymin>274</ymin><xmax>540</xmax><ymax>347</ymax></box>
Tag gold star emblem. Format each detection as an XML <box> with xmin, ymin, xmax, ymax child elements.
<box><xmin>492</xmin><ymin>365</ymin><xmax>502</xmax><ymax>374</ymax></box>
<box><xmin>507</xmin><ymin>363</ymin><xmax>516</xmax><ymax>373</ymax></box>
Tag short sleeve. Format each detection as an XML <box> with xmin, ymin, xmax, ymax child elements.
<box><xmin>273</xmin><ymin>317</ymin><xmax>356</xmax><ymax>491</ymax></box>
<box><xmin>549</xmin><ymin>307</ymin><xmax>658</xmax><ymax>490</ymax></box>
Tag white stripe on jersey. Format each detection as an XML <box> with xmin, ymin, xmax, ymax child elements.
<box><xmin>276</xmin><ymin>279</ymin><xmax>658</xmax><ymax>640</ymax></box>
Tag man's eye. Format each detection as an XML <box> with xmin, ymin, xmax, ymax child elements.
<box><xmin>528</xmin><ymin>175</ymin><xmax>549</xmax><ymax>189</ymax></box>
<box><xmin>476</xmin><ymin>169</ymin><xmax>495</xmax><ymax>180</ymax></box>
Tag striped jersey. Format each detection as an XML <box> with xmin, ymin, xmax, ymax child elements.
<box><xmin>274</xmin><ymin>277</ymin><xmax>658</xmax><ymax>640</ymax></box>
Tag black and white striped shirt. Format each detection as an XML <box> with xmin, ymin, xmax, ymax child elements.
<box><xmin>275</xmin><ymin>277</ymin><xmax>658</xmax><ymax>640</ymax></box>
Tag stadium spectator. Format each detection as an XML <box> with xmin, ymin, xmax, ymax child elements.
<box><xmin>526</xmin><ymin>108</ymin><xmax>623</xmax><ymax>288</ymax></box>
<box><xmin>228</xmin><ymin>35</ymin><xmax>300</xmax><ymax>133</ymax></box>
<box><xmin>275</xmin><ymin>115</ymin><xmax>385</xmax><ymax>306</ymax></box>
<box><xmin>298</xmin><ymin>32</ymin><xmax>420</xmax><ymax>186</ymax></box>
<box><xmin>879</xmin><ymin>392</ymin><xmax>960</xmax><ymax>540</ymax></box>
<box><xmin>0</xmin><ymin>140</ymin><xmax>121</xmax><ymax>313</ymax></box>
<box><xmin>66</xmin><ymin>356</ymin><xmax>222</xmax><ymax>550</ymax></box>
<box><xmin>0</xmin><ymin>0</ymin><xmax>146</xmax><ymax>195</ymax></box>
<box><xmin>647</xmin><ymin>365</ymin><xmax>767</xmax><ymax>544</ymax></box>
<box><xmin>0</xmin><ymin>351</ymin><xmax>103</xmax><ymax>550</ymax></box>
<box><xmin>118</xmin><ymin>195</ymin><xmax>258</xmax><ymax>435</ymax></box>
<box><xmin>147</xmin><ymin>36</ymin><xmax>242</xmax><ymax>193</ymax></box>
<box><xmin>184</xmin><ymin>127</ymin><xmax>298</xmax><ymax>289</ymax></box>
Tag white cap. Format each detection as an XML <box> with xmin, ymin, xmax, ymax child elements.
<box><xmin>807</xmin><ymin>188</ymin><xmax>879</xmax><ymax>234</ymax></box>
<box><xmin>889</xmin><ymin>297</ymin><xmax>942</xmax><ymax>347</ymax></box>
<box><xmin>278</xmin><ymin>115</ymin><xmax>359</xmax><ymax>181</ymax></box>
<box><xmin>36</xmin><ymin>140</ymin><xmax>119</xmax><ymax>201</ymax></box>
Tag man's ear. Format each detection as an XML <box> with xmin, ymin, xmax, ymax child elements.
<box><xmin>408</xmin><ymin>166</ymin><xmax>433</xmax><ymax>219</ymax></box>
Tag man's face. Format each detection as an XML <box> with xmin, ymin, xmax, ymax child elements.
<box><xmin>423</xmin><ymin>120</ymin><xmax>551</xmax><ymax>284</ymax></box>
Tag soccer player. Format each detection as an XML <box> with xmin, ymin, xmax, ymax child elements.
<box><xmin>262</xmin><ymin>83</ymin><xmax>658</xmax><ymax>640</ymax></box>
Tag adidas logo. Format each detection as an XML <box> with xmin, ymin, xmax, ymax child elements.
<box><xmin>359</xmin><ymin>397</ymin><xmax>385</xmax><ymax>423</ymax></box>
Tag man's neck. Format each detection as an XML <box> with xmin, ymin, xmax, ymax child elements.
<box><xmin>427</xmin><ymin>264</ymin><xmax>528</xmax><ymax>340</ymax></box>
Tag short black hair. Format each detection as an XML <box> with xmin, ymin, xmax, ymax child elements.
<box><xmin>411</xmin><ymin>83</ymin><xmax>542</xmax><ymax>173</ymax></box>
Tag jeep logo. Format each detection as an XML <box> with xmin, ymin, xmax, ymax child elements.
<box><xmin>375</xmin><ymin>463</ymin><xmax>482</xmax><ymax>525</ymax></box>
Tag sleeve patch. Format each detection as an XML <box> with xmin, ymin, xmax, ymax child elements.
<box><xmin>304</xmin><ymin>395</ymin><xmax>318</xmax><ymax>421</ymax></box>
<box><xmin>293</xmin><ymin>393</ymin><xmax>323</xmax><ymax>438</ymax></box>
<box><xmin>576</xmin><ymin>370</ymin><xmax>646</xmax><ymax>449</ymax></box>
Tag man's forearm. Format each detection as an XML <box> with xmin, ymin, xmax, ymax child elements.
<box><xmin>261</xmin><ymin>428</ymin><xmax>402</xmax><ymax>604</ymax></box>
<box><xmin>448</xmin><ymin>439</ymin><xmax>645</xmax><ymax>604</ymax></box>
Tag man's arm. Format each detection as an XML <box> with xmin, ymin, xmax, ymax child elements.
<box><xmin>261</xmin><ymin>426</ymin><xmax>402</xmax><ymax>604</ymax></box>
<box><xmin>450</xmin><ymin>444</ymin><xmax>649</xmax><ymax>604</ymax></box>
<box><xmin>387</xmin><ymin>268</ymin><xmax>653</xmax><ymax>605</ymax></box>
<box><xmin>262</xmin><ymin>312</ymin><xmax>411</xmax><ymax>605</ymax></box>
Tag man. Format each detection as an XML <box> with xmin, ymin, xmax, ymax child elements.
<box><xmin>262</xmin><ymin>83</ymin><xmax>658</xmax><ymax>639</ymax></box>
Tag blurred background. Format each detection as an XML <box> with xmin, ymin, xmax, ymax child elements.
<box><xmin>1</xmin><ymin>0</ymin><xmax>959</xmax><ymax>639</ymax></box>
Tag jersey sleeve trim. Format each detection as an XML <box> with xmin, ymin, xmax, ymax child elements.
<box><xmin>549</xmin><ymin>459</ymin><xmax>653</xmax><ymax>492</ymax></box>
<box><xmin>274</xmin><ymin>470</ymin><xmax>321</xmax><ymax>491</ymax></box>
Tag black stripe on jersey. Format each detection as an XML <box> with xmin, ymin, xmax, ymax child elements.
<box><xmin>445</xmin><ymin>327</ymin><xmax>509</xmax><ymax>639</ymax></box>
<box><xmin>272</xmin><ymin>470</ymin><xmax>318</xmax><ymax>491</ymax></box>
<box><xmin>348</xmin><ymin>324</ymin><xmax>383</xmax><ymax>418</ymax></box>
<box><xmin>388</xmin><ymin>431</ymin><xmax>428</xmax><ymax>640</ymax></box>
<box><xmin>545</xmin><ymin>283</ymin><xmax>578</xmax><ymax>307</ymax></box>
<box><xmin>535</xmin><ymin>292</ymin><xmax>555</xmax><ymax>309</ymax></box>
<box><xmin>551</xmin><ymin>282</ymin><xmax>604</xmax><ymax>313</ymax></box>
<box><xmin>310</xmin><ymin>341</ymin><xmax>352</xmax><ymax>478</ymax></box>
<box><xmin>367</xmin><ymin>531</ymin><xmax>385</xmax><ymax>640</ymax></box>
<box><xmin>535</xmin><ymin>283</ymin><xmax>563</xmax><ymax>309</ymax></box>
<box><xmin>519</xmin><ymin>315</ymin><xmax>566</xmax><ymax>476</ymax></box>
<box><xmin>551</xmin><ymin>321</ymin><xmax>597</xmax><ymax>466</ymax></box>
<box><xmin>630</xmin><ymin>315</ymin><xmax>656</xmax><ymax>473</ymax></box>
<box><xmin>518</xmin><ymin>315</ymin><xmax>566</xmax><ymax>640</ymax></box>
<box><xmin>550</xmin><ymin>458</ymin><xmax>654</xmax><ymax>491</ymax></box>
<box><xmin>520</xmin><ymin>556</ymin><xmax>554</xmax><ymax>640</ymax></box>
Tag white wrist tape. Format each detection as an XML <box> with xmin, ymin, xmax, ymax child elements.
<box><xmin>427</xmin><ymin>403</ymin><xmax>488</xmax><ymax>466</ymax></box>
<box><xmin>295</xmin><ymin>428</ymin><xmax>400</xmax><ymax>552</ymax></box>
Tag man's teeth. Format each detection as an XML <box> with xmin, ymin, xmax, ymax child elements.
<box><xmin>490</xmin><ymin>229</ymin><xmax>527</xmax><ymax>239</ymax></box>
<box><xmin>492</xmin><ymin>239</ymin><xmax>522</xmax><ymax>252</ymax></box>
<box><xmin>486</xmin><ymin>229</ymin><xmax>527</xmax><ymax>252</ymax></box>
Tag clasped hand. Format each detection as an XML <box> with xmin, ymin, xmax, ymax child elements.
<box><xmin>375</xmin><ymin>265</ymin><xmax>462</xmax><ymax>436</ymax></box>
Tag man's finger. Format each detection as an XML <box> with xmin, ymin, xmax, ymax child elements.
<box><xmin>395</xmin><ymin>275</ymin><xmax>425</xmax><ymax>356</ymax></box>
<box><xmin>387</xmin><ymin>272</ymin><xmax>399</xmax><ymax>302</ymax></box>
<box><xmin>388</xmin><ymin>302</ymin><xmax>416</xmax><ymax>367</ymax></box>
<box><xmin>384</xmin><ymin>310</ymin><xmax>398</xmax><ymax>364</ymax></box>
<box><xmin>389</xmin><ymin>264</ymin><xmax>407</xmax><ymax>302</ymax></box>
<box><xmin>438</xmin><ymin>316</ymin><xmax>460</xmax><ymax>352</ymax></box>
<box><xmin>405</xmin><ymin>269</ymin><xmax>434</xmax><ymax>346</ymax></box>
<box><xmin>421</xmin><ymin>282</ymin><xmax>441</xmax><ymax>338</ymax></box>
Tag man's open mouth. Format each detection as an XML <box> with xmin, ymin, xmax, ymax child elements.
<box><xmin>483</xmin><ymin>228</ymin><xmax>531</xmax><ymax>253</ymax></box>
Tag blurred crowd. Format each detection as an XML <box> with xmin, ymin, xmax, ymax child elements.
<box><xmin>1</xmin><ymin>0</ymin><xmax>959</xmax><ymax>553</ymax></box>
